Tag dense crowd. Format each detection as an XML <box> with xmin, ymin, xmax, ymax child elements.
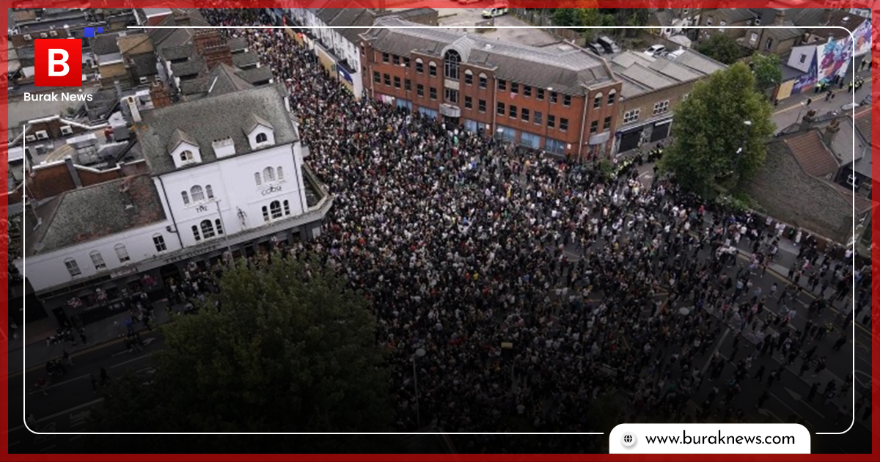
<box><xmin>197</xmin><ymin>9</ymin><xmax>869</xmax><ymax>438</ymax></box>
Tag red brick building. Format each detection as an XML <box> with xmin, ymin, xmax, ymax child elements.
<box><xmin>360</xmin><ymin>17</ymin><xmax>622</xmax><ymax>159</ymax></box>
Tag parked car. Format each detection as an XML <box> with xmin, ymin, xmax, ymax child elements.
<box><xmin>587</xmin><ymin>42</ymin><xmax>605</xmax><ymax>55</ymax></box>
<box><xmin>644</xmin><ymin>45</ymin><xmax>667</xmax><ymax>57</ymax></box>
<box><xmin>481</xmin><ymin>5</ymin><xmax>509</xmax><ymax>18</ymax></box>
<box><xmin>596</xmin><ymin>36</ymin><xmax>620</xmax><ymax>54</ymax></box>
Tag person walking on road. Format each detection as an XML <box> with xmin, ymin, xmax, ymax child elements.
<box><xmin>100</xmin><ymin>367</ymin><xmax>110</xmax><ymax>387</ymax></box>
<box><xmin>812</xmin><ymin>356</ymin><xmax>827</xmax><ymax>377</ymax></box>
<box><xmin>807</xmin><ymin>382</ymin><xmax>820</xmax><ymax>402</ymax></box>
<box><xmin>63</xmin><ymin>349</ymin><xmax>73</xmax><ymax>366</ymax></box>
<box><xmin>90</xmin><ymin>373</ymin><xmax>99</xmax><ymax>392</ymax></box>
<box><xmin>753</xmin><ymin>364</ymin><xmax>766</xmax><ymax>382</ymax></box>
<box><xmin>832</xmin><ymin>333</ymin><xmax>847</xmax><ymax>352</ymax></box>
<box><xmin>756</xmin><ymin>390</ymin><xmax>770</xmax><ymax>408</ymax></box>
<box><xmin>35</xmin><ymin>376</ymin><xmax>49</xmax><ymax>396</ymax></box>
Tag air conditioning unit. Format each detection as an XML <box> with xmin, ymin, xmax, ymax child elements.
<box><xmin>40</xmin><ymin>33</ymin><xmax>48</xmax><ymax>38</ymax></box>
<box><xmin>35</xmin><ymin>130</ymin><xmax>49</xmax><ymax>140</ymax></box>
<box><xmin>49</xmin><ymin>30</ymin><xmax>58</xmax><ymax>37</ymax></box>
<box><xmin>60</xmin><ymin>126</ymin><xmax>73</xmax><ymax>135</ymax></box>
<box><xmin>25</xmin><ymin>135</ymin><xmax>36</xmax><ymax>142</ymax></box>
<box><xmin>23</xmin><ymin>34</ymin><xmax>32</xmax><ymax>41</ymax></box>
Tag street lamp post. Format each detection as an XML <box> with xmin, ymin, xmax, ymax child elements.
<box><xmin>215</xmin><ymin>200</ymin><xmax>233</xmax><ymax>264</ymax></box>
<box><xmin>735</xmin><ymin>120</ymin><xmax>752</xmax><ymax>188</ymax></box>
<box><xmin>412</xmin><ymin>348</ymin><xmax>426</xmax><ymax>430</ymax></box>
<box><xmin>795</xmin><ymin>101</ymin><xmax>808</xmax><ymax>124</ymax></box>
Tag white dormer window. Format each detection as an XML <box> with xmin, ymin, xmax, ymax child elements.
<box><xmin>246</xmin><ymin>113</ymin><xmax>276</xmax><ymax>150</ymax></box>
<box><xmin>180</xmin><ymin>150</ymin><xmax>194</xmax><ymax>162</ymax></box>
<box><xmin>168</xmin><ymin>129</ymin><xmax>202</xmax><ymax>169</ymax></box>
<box><xmin>256</xmin><ymin>133</ymin><xmax>268</xmax><ymax>144</ymax></box>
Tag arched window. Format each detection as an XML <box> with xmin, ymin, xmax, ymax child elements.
<box><xmin>64</xmin><ymin>258</ymin><xmax>81</xmax><ymax>277</ymax></box>
<box><xmin>115</xmin><ymin>244</ymin><xmax>130</xmax><ymax>263</ymax></box>
<box><xmin>205</xmin><ymin>185</ymin><xmax>214</xmax><ymax>199</ymax></box>
<box><xmin>192</xmin><ymin>225</ymin><xmax>201</xmax><ymax>242</ymax></box>
<box><xmin>262</xmin><ymin>206</ymin><xmax>270</xmax><ymax>222</ymax></box>
<box><xmin>276</xmin><ymin>166</ymin><xmax>284</xmax><ymax>181</ymax></box>
<box><xmin>181</xmin><ymin>191</ymin><xmax>190</xmax><ymax>205</ymax></box>
<box><xmin>593</xmin><ymin>92</ymin><xmax>603</xmax><ymax>109</ymax></box>
<box><xmin>263</xmin><ymin>167</ymin><xmax>275</xmax><ymax>182</ymax></box>
<box><xmin>254</xmin><ymin>172</ymin><xmax>262</xmax><ymax>186</ymax></box>
<box><xmin>179</xmin><ymin>150</ymin><xmax>193</xmax><ymax>162</ymax></box>
<box><xmin>464</xmin><ymin>69</ymin><xmax>473</xmax><ymax>85</ymax></box>
<box><xmin>215</xmin><ymin>219</ymin><xmax>224</xmax><ymax>235</ymax></box>
<box><xmin>607</xmin><ymin>89</ymin><xmax>616</xmax><ymax>105</ymax></box>
<box><xmin>444</xmin><ymin>50</ymin><xmax>461</xmax><ymax>81</ymax></box>
<box><xmin>283</xmin><ymin>200</ymin><xmax>291</xmax><ymax>216</ymax></box>
<box><xmin>478</xmin><ymin>73</ymin><xmax>488</xmax><ymax>89</ymax></box>
<box><xmin>200</xmin><ymin>220</ymin><xmax>215</xmax><ymax>239</ymax></box>
<box><xmin>256</xmin><ymin>132</ymin><xmax>268</xmax><ymax>144</ymax></box>
<box><xmin>270</xmin><ymin>200</ymin><xmax>282</xmax><ymax>219</ymax></box>
<box><xmin>90</xmin><ymin>251</ymin><xmax>106</xmax><ymax>270</ymax></box>
<box><xmin>191</xmin><ymin>185</ymin><xmax>205</xmax><ymax>202</ymax></box>
<box><xmin>415</xmin><ymin>58</ymin><xmax>424</xmax><ymax>73</ymax></box>
<box><xmin>428</xmin><ymin>61</ymin><xmax>437</xmax><ymax>77</ymax></box>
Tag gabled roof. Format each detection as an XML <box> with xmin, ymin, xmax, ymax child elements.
<box><xmin>854</xmin><ymin>108</ymin><xmax>872</xmax><ymax>146</ymax></box>
<box><xmin>160</xmin><ymin>44</ymin><xmax>194</xmax><ymax>61</ymax></box>
<box><xmin>171</xmin><ymin>57</ymin><xmax>204</xmax><ymax>77</ymax></box>
<box><xmin>117</xmin><ymin>34</ymin><xmax>154</xmax><ymax>56</ymax></box>
<box><xmin>232</xmin><ymin>51</ymin><xmax>260</xmax><ymax>68</ymax></box>
<box><xmin>235</xmin><ymin>66</ymin><xmax>274</xmax><ymax>84</ymax></box>
<box><xmin>228</xmin><ymin>37</ymin><xmax>248</xmax><ymax>53</ymax></box>
<box><xmin>167</xmin><ymin>128</ymin><xmax>198</xmax><ymax>152</ymax></box>
<box><xmin>91</xmin><ymin>34</ymin><xmax>121</xmax><ymax>56</ymax></box>
<box><xmin>710</xmin><ymin>9</ymin><xmax>758</xmax><ymax>24</ymax></box>
<box><xmin>784</xmin><ymin>130</ymin><xmax>839</xmax><ymax>177</ymax></box>
<box><xmin>179</xmin><ymin>63</ymin><xmax>254</xmax><ymax>99</ymax></box>
<box><xmin>245</xmin><ymin>113</ymin><xmax>273</xmax><ymax>133</ymax></box>
<box><xmin>814</xmin><ymin>12</ymin><xmax>868</xmax><ymax>40</ymax></box>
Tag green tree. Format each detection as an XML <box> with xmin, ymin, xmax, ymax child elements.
<box><xmin>660</xmin><ymin>62</ymin><xmax>776</xmax><ymax>194</ymax></box>
<box><xmin>695</xmin><ymin>33</ymin><xmax>747</xmax><ymax>65</ymax></box>
<box><xmin>92</xmin><ymin>253</ymin><xmax>392</xmax><ymax>433</ymax></box>
<box><xmin>750</xmin><ymin>52</ymin><xmax>783</xmax><ymax>96</ymax></box>
<box><xmin>553</xmin><ymin>7</ymin><xmax>601</xmax><ymax>31</ymax></box>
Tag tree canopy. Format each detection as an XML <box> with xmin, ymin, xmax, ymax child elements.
<box><xmin>92</xmin><ymin>253</ymin><xmax>392</xmax><ymax>434</ymax></box>
<box><xmin>660</xmin><ymin>62</ymin><xmax>776</xmax><ymax>194</ymax></box>
<box><xmin>750</xmin><ymin>52</ymin><xmax>783</xmax><ymax>95</ymax></box>
<box><xmin>695</xmin><ymin>33</ymin><xmax>748</xmax><ymax>65</ymax></box>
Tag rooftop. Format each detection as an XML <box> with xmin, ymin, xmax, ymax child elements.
<box><xmin>235</xmin><ymin>66</ymin><xmax>274</xmax><ymax>85</ymax></box>
<box><xmin>138</xmin><ymin>84</ymin><xmax>298</xmax><ymax>176</ymax></box>
<box><xmin>608</xmin><ymin>49</ymin><xmax>726</xmax><ymax>99</ymax></box>
<box><xmin>27</xmin><ymin>174</ymin><xmax>166</xmax><ymax>256</ymax></box>
<box><xmin>784</xmin><ymin>130</ymin><xmax>839</xmax><ymax>177</ymax></box>
<box><xmin>364</xmin><ymin>17</ymin><xmax>614</xmax><ymax>95</ymax></box>
<box><xmin>854</xmin><ymin>107</ymin><xmax>871</xmax><ymax>146</ymax></box>
<box><xmin>179</xmin><ymin>63</ymin><xmax>254</xmax><ymax>99</ymax></box>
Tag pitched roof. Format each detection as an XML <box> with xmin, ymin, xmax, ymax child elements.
<box><xmin>179</xmin><ymin>63</ymin><xmax>254</xmax><ymax>99</ymax></box>
<box><xmin>235</xmin><ymin>66</ymin><xmax>274</xmax><ymax>84</ymax></box>
<box><xmin>816</xmin><ymin>12</ymin><xmax>867</xmax><ymax>40</ymax></box>
<box><xmin>712</xmin><ymin>8</ymin><xmax>758</xmax><ymax>24</ymax></box>
<box><xmin>130</xmin><ymin>53</ymin><xmax>159</xmax><ymax>78</ymax></box>
<box><xmin>117</xmin><ymin>34</ymin><xmax>154</xmax><ymax>55</ymax></box>
<box><xmin>139</xmin><ymin>84</ymin><xmax>298</xmax><ymax>175</ymax></box>
<box><xmin>232</xmin><ymin>51</ymin><xmax>260</xmax><ymax>68</ymax></box>
<box><xmin>160</xmin><ymin>44</ymin><xmax>194</xmax><ymax>61</ymax></box>
<box><xmin>245</xmin><ymin>113</ymin><xmax>273</xmax><ymax>133</ymax></box>
<box><xmin>167</xmin><ymin>128</ymin><xmax>198</xmax><ymax>152</ymax></box>
<box><xmin>762</xmin><ymin>27</ymin><xmax>805</xmax><ymax>42</ymax></box>
<box><xmin>854</xmin><ymin>108</ymin><xmax>871</xmax><ymax>146</ymax></box>
<box><xmin>228</xmin><ymin>37</ymin><xmax>248</xmax><ymax>53</ymax></box>
<box><xmin>171</xmin><ymin>57</ymin><xmax>204</xmax><ymax>77</ymax></box>
<box><xmin>27</xmin><ymin>175</ymin><xmax>166</xmax><ymax>255</ymax></box>
<box><xmin>91</xmin><ymin>34</ymin><xmax>121</xmax><ymax>56</ymax></box>
<box><xmin>609</xmin><ymin>49</ymin><xmax>726</xmax><ymax>98</ymax></box>
<box><xmin>784</xmin><ymin>130</ymin><xmax>840</xmax><ymax>177</ymax></box>
<box><xmin>364</xmin><ymin>17</ymin><xmax>614</xmax><ymax>96</ymax></box>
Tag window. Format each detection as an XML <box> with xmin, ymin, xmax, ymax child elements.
<box><xmin>590</xmin><ymin>120</ymin><xmax>598</xmax><ymax>133</ymax></box>
<box><xmin>205</xmin><ymin>185</ymin><xmax>214</xmax><ymax>199</ymax></box>
<box><xmin>749</xmin><ymin>32</ymin><xmax>759</xmax><ymax>45</ymax></box>
<box><xmin>403</xmin><ymin>57</ymin><xmax>410</xmax><ymax>67</ymax></box>
<box><xmin>524</xmin><ymin>85</ymin><xmax>532</xmax><ymax>97</ymax></box>
<box><xmin>465</xmin><ymin>96</ymin><xmax>473</xmax><ymax>109</ymax></box>
<box><xmin>394</xmin><ymin>76</ymin><xmax>401</xmax><ymax>88</ymax></box>
<box><xmin>153</xmin><ymin>234</ymin><xmax>167</xmax><ymax>252</ymax></box>
<box><xmin>478</xmin><ymin>99</ymin><xmax>486</xmax><ymax>113</ymax></box>
<box><xmin>179</xmin><ymin>150</ymin><xmax>193</xmax><ymax>162</ymax></box>
<box><xmin>256</xmin><ymin>132</ymin><xmax>268</xmax><ymax>144</ymax></box>
<box><xmin>548</xmin><ymin>115</ymin><xmax>556</xmax><ymax>129</ymax></box>
<box><xmin>765</xmin><ymin>38</ymin><xmax>773</xmax><ymax>50</ymax></box>
<box><xmin>429</xmin><ymin>61</ymin><xmax>437</xmax><ymax>77</ymax></box>
<box><xmin>405</xmin><ymin>79</ymin><xmax>411</xmax><ymax>91</ymax></box>
<box><xmin>593</xmin><ymin>93</ymin><xmax>603</xmax><ymax>109</ymax></box>
<box><xmin>277</xmin><ymin>166</ymin><xmax>284</xmax><ymax>181</ymax></box>
<box><xmin>200</xmin><ymin>220</ymin><xmax>215</xmax><ymax>239</ymax></box>
<box><xmin>521</xmin><ymin>108</ymin><xmax>530</xmax><ymax>122</ymax></box>
<box><xmin>254</xmin><ymin>172</ymin><xmax>262</xmax><ymax>186</ymax></box>
<box><xmin>464</xmin><ymin>70</ymin><xmax>473</xmax><ymax>85</ymax></box>
<box><xmin>682</xmin><ymin>93</ymin><xmax>689</xmax><ymax>102</ymax></box>
<box><xmin>497</xmin><ymin>102</ymin><xmax>505</xmax><ymax>115</ymax></box>
<box><xmin>799</xmin><ymin>54</ymin><xmax>806</xmax><ymax>64</ymax></box>
<box><xmin>90</xmin><ymin>251</ymin><xmax>106</xmax><ymax>270</ymax></box>
<box><xmin>65</xmin><ymin>258</ymin><xmax>81</xmax><ymax>277</ymax></box>
<box><xmin>270</xmin><ymin>200</ymin><xmax>282</xmax><ymax>219</ymax></box>
<box><xmin>415</xmin><ymin>59</ymin><xmax>424</xmax><ymax>73</ymax></box>
<box><xmin>115</xmin><ymin>244</ymin><xmax>130</xmax><ymax>263</ymax></box>
<box><xmin>215</xmin><ymin>219</ymin><xmax>224</xmax><ymax>235</ymax></box>
<box><xmin>607</xmin><ymin>90</ymin><xmax>616</xmax><ymax>105</ymax></box>
<box><xmin>706</xmin><ymin>17</ymin><xmax>713</xmax><ymax>26</ymax></box>
<box><xmin>624</xmin><ymin>108</ymin><xmax>640</xmax><ymax>124</ymax></box>
<box><xmin>191</xmin><ymin>185</ymin><xmax>205</xmax><ymax>202</ymax></box>
<box><xmin>283</xmin><ymin>200</ymin><xmax>291</xmax><ymax>215</ymax></box>
<box><xmin>560</xmin><ymin>118</ymin><xmax>569</xmax><ymax>132</ymax></box>
<box><xmin>653</xmin><ymin>100</ymin><xmax>670</xmax><ymax>115</ymax></box>
<box><xmin>537</xmin><ymin>88</ymin><xmax>544</xmax><ymax>100</ymax></box>
<box><xmin>509</xmin><ymin>104</ymin><xmax>517</xmax><ymax>118</ymax></box>
<box><xmin>417</xmin><ymin>84</ymin><xmax>425</xmax><ymax>97</ymax></box>
<box><xmin>444</xmin><ymin>50</ymin><xmax>461</xmax><ymax>80</ymax></box>
<box><xmin>192</xmin><ymin>225</ymin><xmax>201</xmax><ymax>241</ymax></box>
<box><xmin>373</xmin><ymin>71</ymin><xmax>380</xmax><ymax>83</ymax></box>
<box><xmin>550</xmin><ymin>92</ymin><xmax>558</xmax><ymax>104</ymax></box>
<box><xmin>181</xmin><ymin>191</ymin><xmax>190</xmax><ymax>205</ymax></box>
<box><xmin>603</xmin><ymin>116</ymin><xmax>612</xmax><ymax>130</ymax></box>
<box><xmin>263</xmin><ymin>166</ymin><xmax>275</xmax><ymax>182</ymax></box>
<box><xmin>534</xmin><ymin>111</ymin><xmax>543</xmax><ymax>125</ymax></box>
<box><xmin>393</xmin><ymin>55</ymin><xmax>400</xmax><ymax>65</ymax></box>
<box><xmin>511</xmin><ymin>82</ymin><xmax>519</xmax><ymax>94</ymax></box>
<box><xmin>445</xmin><ymin>88</ymin><xmax>458</xmax><ymax>104</ymax></box>
<box><xmin>262</xmin><ymin>206</ymin><xmax>270</xmax><ymax>222</ymax></box>
<box><xmin>498</xmin><ymin>79</ymin><xmax>506</xmax><ymax>91</ymax></box>
<box><xmin>563</xmin><ymin>95</ymin><xmax>571</xmax><ymax>107</ymax></box>
<box><xmin>382</xmin><ymin>52</ymin><xmax>389</xmax><ymax>63</ymax></box>
<box><xmin>384</xmin><ymin>73</ymin><xmax>391</xmax><ymax>86</ymax></box>
<box><xmin>479</xmin><ymin>73</ymin><xmax>487</xmax><ymax>88</ymax></box>
<box><xmin>430</xmin><ymin>87</ymin><xmax>437</xmax><ymax>100</ymax></box>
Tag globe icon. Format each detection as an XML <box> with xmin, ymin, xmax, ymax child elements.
<box><xmin>621</xmin><ymin>432</ymin><xmax>637</xmax><ymax>448</ymax></box>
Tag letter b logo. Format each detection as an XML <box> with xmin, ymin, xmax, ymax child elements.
<box><xmin>35</xmin><ymin>39</ymin><xmax>82</xmax><ymax>87</ymax></box>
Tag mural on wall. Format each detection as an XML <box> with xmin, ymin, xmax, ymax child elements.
<box><xmin>816</xmin><ymin>37</ymin><xmax>852</xmax><ymax>84</ymax></box>
<box><xmin>791</xmin><ymin>52</ymin><xmax>818</xmax><ymax>95</ymax></box>
<box><xmin>852</xmin><ymin>19</ymin><xmax>872</xmax><ymax>56</ymax></box>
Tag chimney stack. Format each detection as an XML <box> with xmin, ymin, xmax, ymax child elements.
<box><xmin>126</xmin><ymin>95</ymin><xmax>142</xmax><ymax>123</ymax></box>
<box><xmin>822</xmin><ymin>8</ymin><xmax>834</xmax><ymax>25</ymax></box>
<box><xmin>194</xmin><ymin>30</ymin><xmax>233</xmax><ymax>70</ymax></box>
<box><xmin>823</xmin><ymin>118</ymin><xmax>841</xmax><ymax>147</ymax></box>
<box><xmin>64</xmin><ymin>156</ymin><xmax>82</xmax><ymax>189</ymax></box>
<box><xmin>150</xmin><ymin>80</ymin><xmax>172</xmax><ymax>108</ymax></box>
<box><xmin>173</xmin><ymin>10</ymin><xmax>191</xmax><ymax>27</ymax></box>
<box><xmin>774</xmin><ymin>10</ymin><xmax>786</xmax><ymax>25</ymax></box>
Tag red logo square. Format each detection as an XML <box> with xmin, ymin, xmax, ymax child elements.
<box><xmin>34</xmin><ymin>39</ymin><xmax>83</xmax><ymax>87</ymax></box>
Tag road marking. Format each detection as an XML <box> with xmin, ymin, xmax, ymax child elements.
<box><xmin>110</xmin><ymin>353</ymin><xmax>152</xmax><ymax>369</ymax></box>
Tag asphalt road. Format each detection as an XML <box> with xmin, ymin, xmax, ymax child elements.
<box><xmin>7</xmin><ymin>332</ymin><xmax>162</xmax><ymax>454</ymax></box>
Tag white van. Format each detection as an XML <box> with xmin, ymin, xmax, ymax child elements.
<box><xmin>482</xmin><ymin>5</ymin><xmax>509</xmax><ymax>18</ymax></box>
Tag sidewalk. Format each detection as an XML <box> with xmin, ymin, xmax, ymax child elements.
<box><xmin>8</xmin><ymin>301</ymin><xmax>175</xmax><ymax>375</ymax></box>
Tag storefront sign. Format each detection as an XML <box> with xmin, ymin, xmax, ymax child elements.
<box><xmin>261</xmin><ymin>185</ymin><xmax>282</xmax><ymax>196</ymax></box>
